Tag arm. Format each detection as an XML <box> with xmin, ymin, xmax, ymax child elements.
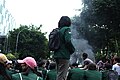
<box><xmin>112</xmin><ymin>65</ymin><xmax>115</xmax><ymax>70</ymax></box>
<box><xmin>64</xmin><ymin>28</ymin><xmax>75</xmax><ymax>54</ymax></box>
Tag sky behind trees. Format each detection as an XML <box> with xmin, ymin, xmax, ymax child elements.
<box><xmin>6</xmin><ymin>0</ymin><xmax>82</xmax><ymax>37</ymax></box>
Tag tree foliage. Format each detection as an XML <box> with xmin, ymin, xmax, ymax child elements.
<box><xmin>8</xmin><ymin>25</ymin><xmax>48</xmax><ymax>60</ymax></box>
<box><xmin>6</xmin><ymin>53</ymin><xmax>16</xmax><ymax>60</ymax></box>
<box><xmin>72</xmin><ymin>0</ymin><xmax>120</xmax><ymax>54</ymax></box>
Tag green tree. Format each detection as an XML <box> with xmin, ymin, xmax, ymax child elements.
<box><xmin>72</xmin><ymin>0</ymin><xmax>120</xmax><ymax>54</ymax></box>
<box><xmin>6</xmin><ymin>53</ymin><xmax>16</xmax><ymax>60</ymax></box>
<box><xmin>8</xmin><ymin>25</ymin><xmax>48</xmax><ymax>60</ymax></box>
<box><xmin>93</xmin><ymin>0</ymin><xmax>120</xmax><ymax>54</ymax></box>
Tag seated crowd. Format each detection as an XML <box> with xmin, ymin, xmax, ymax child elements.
<box><xmin>0</xmin><ymin>53</ymin><xmax>120</xmax><ymax>80</ymax></box>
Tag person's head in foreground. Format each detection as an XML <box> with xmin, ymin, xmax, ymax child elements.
<box><xmin>0</xmin><ymin>53</ymin><xmax>9</xmax><ymax>65</ymax></box>
<box><xmin>88</xmin><ymin>63</ymin><xmax>97</xmax><ymax>70</ymax></box>
<box><xmin>48</xmin><ymin>62</ymin><xmax>56</xmax><ymax>70</ymax></box>
<box><xmin>17</xmin><ymin>57</ymin><xmax>37</xmax><ymax>74</ymax></box>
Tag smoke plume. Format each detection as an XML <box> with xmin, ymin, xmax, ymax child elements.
<box><xmin>70</xmin><ymin>25</ymin><xmax>95</xmax><ymax>65</ymax></box>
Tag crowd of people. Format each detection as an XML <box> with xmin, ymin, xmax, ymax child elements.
<box><xmin>0</xmin><ymin>52</ymin><xmax>120</xmax><ymax>80</ymax></box>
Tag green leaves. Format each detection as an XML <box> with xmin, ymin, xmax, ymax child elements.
<box><xmin>72</xmin><ymin>0</ymin><xmax>120</xmax><ymax>56</ymax></box>
<box><xmin>8</xmin><ymin>25</ymin><xmax>48</xmax><ymax>60</ymax></box>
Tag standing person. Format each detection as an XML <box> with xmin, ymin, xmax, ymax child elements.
<box><xmin>0</xmin><ymin>53</ymin><xmax>12</xmax><ymax>80</ymax></box>
<box><xmin>50</xmin><ymin>16</ymin><xmax>75</xmax><ymax>80</ymax></box>
<box><xmin>12</xmin><ymin>57</ymin><xmax>43</xmax><ymax>80</ymax></box>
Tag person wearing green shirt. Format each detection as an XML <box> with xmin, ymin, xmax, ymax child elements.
<box><xmin>85</xmin><ymin>63</ymin><xmax>102</xmax><ymax>80</ymax></box>
<box><xmin>0</xmin><ymin>53</ymin><xmax>12</xmax><ymax>80</ymax></box>
<box><xmin>53</xmin><ymin>16</ymin><xmax>75</xmax><ymax>80</ymax></box>
<box><xmin>12</xmin><ymin>57</ymin><xmax>43</xmax><ymax>80</ymax></box>
<box><xmin>46</xmin><ymin>62</ymin><xmax>57</xmax><ymax>80</ymax></box>
<box><xmin>38</xmin><ymin>60</ymin><xmax>47</xmax><ymax>80</ymax></box>
<box><xmin>67</xmin><ymin>63</ymin><xmax>85</xmax><ymax>80</ymax></box>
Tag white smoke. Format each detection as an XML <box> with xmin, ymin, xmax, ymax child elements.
<box><xmin>69</xmin><ymin>25</ymin><xmax>95</xmax><ymax>65</ymax></box>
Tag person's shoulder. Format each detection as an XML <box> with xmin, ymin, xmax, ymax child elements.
<box><xmin>38</xmin><ymin>77</ymin><xmax>43</xmax><ymax>80</ymax></box>
<box><xmin>47</xmin><ymin>71</ymin><xmax>53</xmax><ymax>76</ymax></box>
<box><xmin>109</xmin><ymin>70</ymin><xmax>118</xmax><ymax>73</ymax></box>
<box><xmin>60</xmin><ymin>26</ymin><xmax>70</xmax><ymax>31</ymax></box>
<box><xmin>12</xmin><ymin>73</ymin><xmax>19</xmax><ymax>76</ymax></box>
<box><xmin>84</xmin><ymin>58</ymin><xmax>93</xmax><ymax>63</ymax></box>
<box><xmin>113</xmin><ymin>63</ymin><xmax>119</xmax><ymax>67</ymax></box>
<box><xmin>60</xmin><ymin>27</ymin><xmax>70</xmax><ymax>35</ymax></box>
<box><xmin>101</xmin><ymin>70</ymin><xmax>107</xmax><ymax>74</ymax></box>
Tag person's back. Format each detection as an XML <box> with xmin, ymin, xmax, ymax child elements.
<box><xmin>67</xmin><ymin>68</ymin><xmax>85</xmax><ymax>80</ymax></box>
<box><xmin>85</xmin><ymin>63</ymin><xmax>102</xmax><ymax>80</ymax></box>
<box><xmin>67</xmin><ymin>63</ymin><xmax>85</xmax><ymax>80</ymax></box>
<box><xmin>46</xmin><ymin>69</ymin><xmax>57</xmax><ymax>80</ymax></box>
<box><xmin>85</xmin><ymin>70</ymin><xmax>102</xmax><ymax>80</ymax></box>
<box><xmin>12</xmin><ymin>71</ymin><xmax>43</xmax><ymax>80</ymax></box>
<box><xmin>54</xmin><ymin>26</ymin><xmax>73</xmax><ymax>59</ymax></box>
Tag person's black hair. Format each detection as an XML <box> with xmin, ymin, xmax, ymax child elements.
<box><xmin>82</xmin><ymin>53</ymin><xmax>88</xmax><ymax>58</ymax></box>
<box><xmin>49</xmin><ymin>62</ymin><xmax>56</xmax><ymax>70</ymax></box>
<box><xmin>58</xmin><ymin>16</ymin><xmax>71</xmax><ymax>28</ymax></box>
<box><xmin>38</xmin><ymin>60</ymin><xmax>46</xmax><ymax>67</ymax></box>
<box><xmin>104</xmin><ymin>63</ymin><xmax>112</xmax><ymax>70</ymax></box>
<box><xmin>114</xmin><ymin>57</ymin><xmax>120</xmax><ymax>63</ymax></box>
